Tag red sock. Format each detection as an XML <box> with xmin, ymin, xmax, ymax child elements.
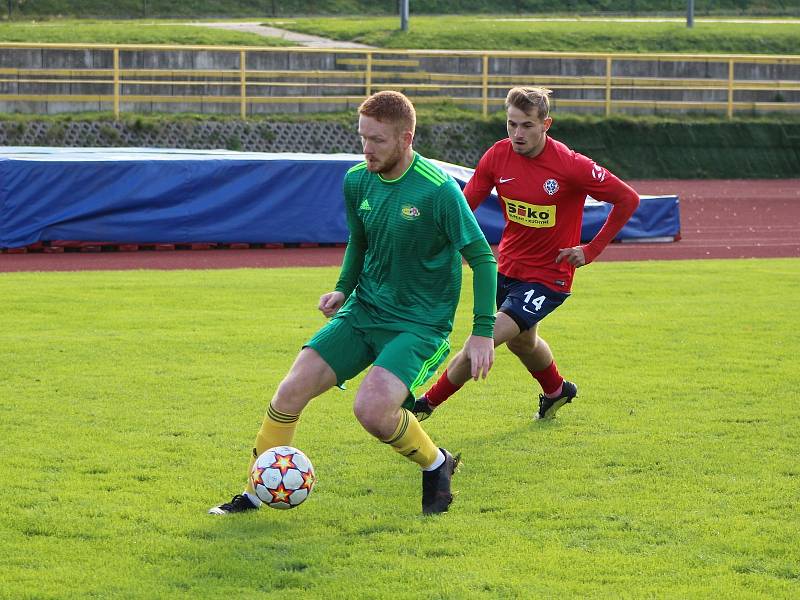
<box><xmin>529</xmin><ymin>361</ymin><xmax>563</xmax><ymax>396</ymax></box>
<box><xmin>423</xmin><ymin>369</ymin><xmax>463</xmax><ymax>408</ymax></box>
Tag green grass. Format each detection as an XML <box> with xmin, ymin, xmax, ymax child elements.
<box><xmin>4</xmin><ymin>0</ymin><xmax>799</xmax><ymax>20</ymax></box>
<box><xmin>1</xmin><ymin>15</ymin><xmax>799</xmax><ymax>52</ymax></box>
<box><xmin>266</xmin><ymin>15</ymin><xmax>800</xmax><ymax>53</ymax></box>
<box><xmin>1</xmin><ymin>259</ymin><xmax>799</xmax><ymax>597</ymax></box>
<box><xmin>0</xmin><ymin>19</ymin><xmax>293</xmax><ymax>45</ymax></box>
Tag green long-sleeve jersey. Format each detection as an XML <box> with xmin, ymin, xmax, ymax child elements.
<box><xmin>335</xmin><ymin>152</ymin><xmax>496</xmax><ymax>338</ymax></box>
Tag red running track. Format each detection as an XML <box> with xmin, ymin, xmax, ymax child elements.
<box><xmin>599</xmin><ymin>179</ymin><xmax>800</xmax><ymax>262</ymax></box>
<box><xmin>1</xmin><ymin>179</ymin><xmax>798</xmax><ymax>273</ymax></box>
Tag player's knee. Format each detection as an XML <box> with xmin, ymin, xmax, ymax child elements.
<box><xmin>352</xmin><ymin>397</ymin><xmax>387</xmax><ymax>438</ymax></box>
<box><xmin>273</xmin><ymin>376</ymin><xmax>311</xmax><ymax>413</ymax></box>
<box><xmin>507</xmin><ymin>335</ymin><xmax>537</xmax><ymax>356</ymax></box>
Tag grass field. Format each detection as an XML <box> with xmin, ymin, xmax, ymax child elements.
<box><xmin>0</xmin><ymin>16</ymin><xmax>798</xmax><ymax>53</ymax></box>
<box><xmin>266</xmin><ymin>16</ymin><xmax>800</xmax><ymax>53</ymax></box>
<box><xmin>5</xmin><ymin>0</ymin><xmax>797</xmax><ymax>20</ymax></box>
<box><xmin>0</xmin><ymin>20</ymin><xmax>292</xmax><ymax>46</ymax></box>
<box><xmin>1</xmin><ymin>258</ymin><xmax>798</xmax><ymax>598</ymax></box>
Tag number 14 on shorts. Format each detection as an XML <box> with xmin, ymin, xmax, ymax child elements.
<box><xmin>523</xmin><ymin>289</ymin><xmax>546</xmax><ymax>312</ymax></box>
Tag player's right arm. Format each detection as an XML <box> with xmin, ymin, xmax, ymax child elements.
<box><xmin>463</xmin><ymin>145</ymin><xmax>497</xmax><ymax>211</ymax></box>
<box><xmin>320</xmin><ymin>169</ymin><xmax>367</xmax><ymax>318</ymax></box>
<box><xmin>318</xmin><ymin>291</ymin><xmax>345</xmax><ymax>317</ymax></box>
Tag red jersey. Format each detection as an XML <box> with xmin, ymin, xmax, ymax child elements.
<box><xmin>464</xmin><ymin>137</ymin><xmax>639</xmax><ymax>292</ymax></box>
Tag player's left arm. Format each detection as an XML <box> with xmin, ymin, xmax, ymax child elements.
<box><xmin>557</xmin><ymin>159</ymin><xmax>639</xmax><ymax>267</ymax></box>
<box><xmin>460</xmin><ymin>238</ymin><xmax>497</xmax><ymax>380</ymax></box>
<box><xmin>436</xmin><ymin>179</ymin><xmax>498</xmax><ymax>380</ymax></box>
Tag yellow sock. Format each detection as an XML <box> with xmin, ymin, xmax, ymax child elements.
<box><xmin>381</xmin><ymin>408</ymin><xmax>438</xmax><ymax>469</ymax></box>
<box><xmin>245</xmin><ymin>402</ymin><xmax>300</xmax><ymax>494</ymax></box>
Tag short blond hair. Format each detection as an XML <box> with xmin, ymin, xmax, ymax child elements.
<box><xmin>358</xmin><ymin>90</ymin><xmax>416</xmax><ymax>135</ymax></box>
<box><xmin>505</xmin><ymin>87</ymin><xmax>552</xmax><ymax>121</ymax></box>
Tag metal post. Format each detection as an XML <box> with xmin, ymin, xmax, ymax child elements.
<box><xmin>481</xmin><ymin>54</ymin><xmax>489</xmax><ymax>118</ymax></box>
<box><xmin>605</xmin><ymin>56</ymin><xmax>612</xmax><ymax>117</ymax></box>
<box><xmin>727</xmin><ymin>59</ymin><xmax>735</xmax><ymax>119</ymax></box>
<box><xmin>687</xmin><ymin>0</ymin><xmax>694</xmax><ymax>28</ymax></box>
<box><xmin>366</xmin><ymin>52</ymin><xmax>373</xmax><ymax>97</ymax></box>
<box><xmin>113</xmin><ymin>48</ymin><xmax>120</xmax><ymax>120</ymax></box>
<box><xmin>240</xmin><ymin>50</ymin><xmax>247</xmax><ymax>119</ymax></box>
<box><xmin>400</xmin><ymin>0</ymin><xmax>409</xmax><ymax>32</ymax></box>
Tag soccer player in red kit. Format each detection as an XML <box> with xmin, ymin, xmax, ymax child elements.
<box><xmin>412</xmin><ymin>87</ymin><xmax>640</xmax><ymax>421</ymax></box>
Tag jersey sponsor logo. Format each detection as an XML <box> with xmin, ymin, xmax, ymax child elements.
<box><xmin>502</xmin><ymin>197</ymin><xmax>556</xmax><ymax>228</ymax></box>
<box><xmin>543</xmin><ymin>179</ymin><xmax>559</xmax><ymax>196</ymax></box>
<box><xmin>401</xmin><ymin>204</ymin><xmax>421</xmax><ymax>220</ymax></box>
<box><xmin>591</xmin><ymin>163</ymin><xmax>607</xmax><ymax>182</ymax></box>
<box><xmin>499</xmin><ymin>177</ymin><xmax>515</xmax><ymax>184</ymax></box>
<box><xmin>359</xmin><ymin>198</ymin><xmax>371</xmax><ymax>211</ymax></box>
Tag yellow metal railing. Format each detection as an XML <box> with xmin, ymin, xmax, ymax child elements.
<box><xmin>1</xmin><ymin>43</ymin><xmax>799</xmax><ymax>119</ymax></box>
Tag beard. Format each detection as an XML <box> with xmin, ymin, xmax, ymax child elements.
<box><xmin>365</xmin><ymin>143</ymin><xmax>404</xmax><ymax>175</ymax></box>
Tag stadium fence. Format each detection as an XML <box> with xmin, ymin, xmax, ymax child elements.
<box><xmin>1</xmin><ymin>43</ymin><xmax>799</xmax><ymax>118</ymax></box>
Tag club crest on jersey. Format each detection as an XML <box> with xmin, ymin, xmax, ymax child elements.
<box><xmin>591</xmin><ymin>163</ymin><xmax>607</xmax><ymax>182</ymax></box>
<box><xmin>543</xmin><ymin>179</ymin><xmax>559</xmax><ymax>196</ymax></box>
<box><xmin>401</xmin><ymin>204</ymin><xmax>421</xmax><ymax>220</ymax></box>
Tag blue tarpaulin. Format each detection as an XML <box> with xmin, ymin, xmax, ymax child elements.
<box><xmin>0</xmin><ymin>147</ymin><xmax>679</xmax><ymax>249</ymax></box>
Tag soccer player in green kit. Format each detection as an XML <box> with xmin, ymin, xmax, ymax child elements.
<box><xmin>209</xmin><ymin>91</ymin><xmax>497</xmax><ymax>516</ymax></box>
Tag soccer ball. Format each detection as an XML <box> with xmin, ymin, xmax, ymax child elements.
<box><xmin>250</xmin><ymin>446</ymin><xmax>316</xmax><ymax>510</ymax></box>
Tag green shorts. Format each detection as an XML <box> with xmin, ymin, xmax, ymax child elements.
<box><xmin>305</xmin><ymin>300</ymin><xmax>450</xmax><ymax>405</ymax></box>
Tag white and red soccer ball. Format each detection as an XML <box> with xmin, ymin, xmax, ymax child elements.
<box><xmin>250</xmin><ymin>446</ymin><xmax>316</xmax><ymax>509</ymax></box>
